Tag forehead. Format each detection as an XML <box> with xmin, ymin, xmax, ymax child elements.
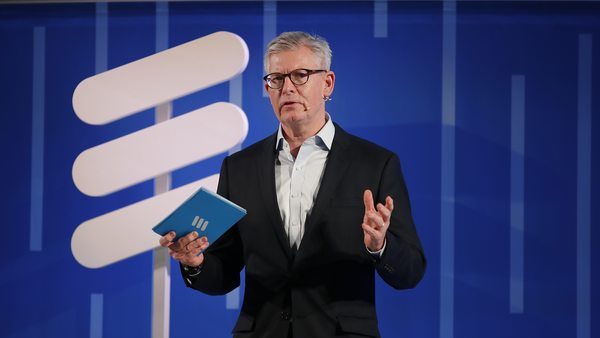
<box><xmin>267</xmin><ymin>46</ymin><xmax>320</xmax><ymax>73</ymax></box>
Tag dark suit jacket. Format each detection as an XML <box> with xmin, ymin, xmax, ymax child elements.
<box><xmin>181</xmin><ymin>123</ymin><xmax>426</xmax><ymax>338</ymax></box>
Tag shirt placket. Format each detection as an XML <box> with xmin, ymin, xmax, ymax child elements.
<box><xmin>289</xmin><ymin>160</ymin><xmax>304</xmax><ymax>248</ymax></box>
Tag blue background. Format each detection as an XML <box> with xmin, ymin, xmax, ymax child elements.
<box><xmin>0</xmin><ymin>1</ymin><xmax>598</xmax><ymax>337</ymax></box>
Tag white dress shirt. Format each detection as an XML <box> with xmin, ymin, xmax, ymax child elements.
<box><xmin>275</xmin><ymin>115</ymin><xmax>335</xmax><ymax>249</ymax></box>
<box><xmin>274</xmin><ymin>115</ymin><xmax>385</xmax><ymax>256</ymax></box>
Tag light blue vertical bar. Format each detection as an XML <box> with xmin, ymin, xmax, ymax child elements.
<box><xmin>510</xmin><ymin>75</ymin><xmax>525</xmax><ymax>314</ymax></box>
<box><xmin>230</xmin><ymin>74</ymin><xmax>243</xmax><ymax>109</ymax></box>
<box><xmin>92</xmin><ymin>7</ymin><xmax>107</xmax><ymax>337</ymax></box>
<box><xmin>263</xmin><ymin>0</ymin><xmax>277</xmax><ymax>97</ymax></box>
<box><xmin>440</xmin><ymin>1</ymin><xmax>456</xmax><ymax>338</ymax></box>
<box><xmin>153</xmin><ymin>3</ymin><xmax>172</xmax><ymax>338</ymax></box>
<box><xmin>30</xmin><ymin>26</ymin><xmax>45</xmax><ymax>252</ymax></box>
<box><xmin>90</xmin><ymin>293</ymin><xmax>103</xmax><ymax>338</ymax></box>
<box><xmin>228</xmin><ymin>75</ymin><xmax>243</xmax><ymax>156</ymax></box>
<box><xmin>263</xmin><ymin>1</ymin><xmax>277</xmax><ymax>61</ymax></box>
<box><xmin>226</xmin><ymin>73</ymin><xmax>243</xmax><ymax>308</ymax></box>
<box><xmin>156</xmin><ymin>1</ymin><xmax>168</xmax><ymax>53</ymax></box>
<box><xmin>576</xmin><ymin>33</ymin><xmax>592</xmax><ymax>338</ymax></box>
<box><xmin>95</xmin><ymin>2</ymin><xmax>108</xmax><ymax>74</ymax></box>
<box><xmin>374</xmin><ymin>0</ymin><xmax>388</xmax><ymax>38</ymax></box>
<box><xmin>226</xmin><ymin>287</ymin><xmax>240</xmax><ymax>310</ymax></box>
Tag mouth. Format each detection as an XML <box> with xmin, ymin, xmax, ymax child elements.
<box><xmin>280</xmin><ymin>101</ymin><xmax>300</xmax><ymax>109</ymax></box>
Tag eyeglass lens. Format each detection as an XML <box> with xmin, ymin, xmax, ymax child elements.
<box><xmin>267</xmin><ymin>69</ymin><xmax>311</xmax><ymax>89</ymax></box>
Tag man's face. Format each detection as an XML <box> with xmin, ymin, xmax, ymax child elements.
<box><xmin>265</xmin><ymin>46</ymin><xmax>334</xmax><ymax>131</ymax></box>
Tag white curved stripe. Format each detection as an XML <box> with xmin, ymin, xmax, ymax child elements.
<box><xmin>71</xmin><ymin>175</ymin><xmax>219</xmax><ymax>269</ymax></box>
<box><xmin>72</xmin><ymin>102</ymin><xmax>248</xmax><ymax>197</ymax></box>
<box><xmin>73</xmin><ymin>31</ymin><xmax>249</xmax><ymax>125</ymax></box>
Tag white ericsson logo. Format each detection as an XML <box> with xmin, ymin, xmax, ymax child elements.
<box><xmin>192</xmin><ymin>215</ymin><xmax>209</xmax><ymax>232</ymax></box>
<box><xmin>70</xmin><ymin>31</ymin><xmax>249</xmax><ymax>269</ymax></box>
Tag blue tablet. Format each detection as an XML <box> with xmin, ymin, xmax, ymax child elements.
<box><xmin>152</xmin><ymin>187</ymin><xmax>246</xmax><ymax>244</ymax></box>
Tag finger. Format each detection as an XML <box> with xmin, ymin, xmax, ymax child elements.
<box><xmin>363</xmin><ymin>189</ymin><xmax>375</xmax><ymax>212</ymax></box>
<box><xmin>170</xmin><ymin>249</ymin><xmax>184</xmax><ymax>260</ymax></box>
<box><xmin>376</xmin><ymin>203</ymin><xmax>391</xmax><ymax>224</ymax></box>
<box><xmin>362</xmin><ymin>222</ymin><xmax>381</xmax><ymax>240</ymax></box>
<box><xmin>183</xmin><ymin>235</ymin><xmax>207</xmax><ymax>251</ymax></box>
<box><xmin>184</xmin><ymin>239</ymin><xmax>197</xmax><ymax>254</ymax></box>
<box><xmin>187</xmin><ymin>238</ymin><xmax>210</xmax><ymax>257</ymax></box>
<box><xmin>366</xmin><ymin>210</ymin><xmax>384</xmax><ymax>229</ymax></box>
<box><xmin>173</xmin><ymin>252</ymin><xmax>190</xmax><ymax>262</ymax></box>
<box><xmin>198</xmin><ymin>237</ymin><xmax>210</xmax><ymax>251</ymax></box>
<box><xmin>171</xmin><ymin>231</ymin><xmax>198</xmax><ymax>251</ymax></box>
<box><xmin>186</xmin><ymin>236</ymin><xmax>209</xmax><ymax>253</ymax></box>
<box><xmin>184</xmin><ymin>244</ymin><xmax>202</xmax><ymax>258</ymax></box>
<box><xmin>159</xmin><ymin>231</ymin><xmax>176</xmax><ymax>247</ymax></box>
<box><xmin>385</xmin><ymin>196</ymin><xmax>394</xmax><ymax>213</ymax></box>
<box><xmin>198</xmin><ymin>236</ymin><xmax>209</xmax><ymax>247</ymax></box>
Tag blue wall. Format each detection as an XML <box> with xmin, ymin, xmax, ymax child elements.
<box><xmin>0</xmin><ymin>1</ymin><xmax>598</xmax><ymax>337</ymax></box>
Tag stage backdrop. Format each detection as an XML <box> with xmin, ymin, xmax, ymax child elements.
<box><xmin>0</xmin><ymin>1</ymin><xmax>598</xmax><ymax>338</ymax></box>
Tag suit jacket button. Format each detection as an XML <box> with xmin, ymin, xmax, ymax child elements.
<box><xmin>281</xmin><ymin>311</ymin><xmax>291</xmax><ymax>321</ymax></box>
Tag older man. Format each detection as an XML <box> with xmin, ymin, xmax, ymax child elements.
<box><xmin>160</xmin><ymin>31</ymin><xmax>426</xmax><ymax>338</ymax></box>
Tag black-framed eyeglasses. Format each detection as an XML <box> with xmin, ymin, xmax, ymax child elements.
<box><xmin>263</xmin><ymin>69</ymin><xmax>327</xmax><ymax>89</ymax></box>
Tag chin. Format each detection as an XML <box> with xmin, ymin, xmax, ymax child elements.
<box><xmin>280</xmin><ymin>109</ymin><xmax>305</xmax><ymax>121</ymax></box>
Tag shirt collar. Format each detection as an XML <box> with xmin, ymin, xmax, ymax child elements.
<box><xmin>276</xmin><ymin>113</ymin><xmax>335</xmax><ymax>151</ymax></box>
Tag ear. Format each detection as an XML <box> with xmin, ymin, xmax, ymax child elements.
<box><xmin>323</xmin><ymin>70</ymin><xmax>335</xmax><ymax>97</ymax></box>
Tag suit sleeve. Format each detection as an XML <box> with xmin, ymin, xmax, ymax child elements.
<box><xmin>180</xmin><ymin>156</ymin><xmax>245</xmax><ymax>295</ymax></box>
<box><xmin>374</xmin><ymin>153</ymin><xmax>426</xmax><ymax>289</ymax></box>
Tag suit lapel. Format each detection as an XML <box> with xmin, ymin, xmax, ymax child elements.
<box><xmin>257</xmin><ymin>134</ymin><xmax>294</xmax><ymax>260</ymax></box>
<box><xmin>297</xmin><ymin>124</ymin><xmax>352</xmax><ymax>254</ymax></box>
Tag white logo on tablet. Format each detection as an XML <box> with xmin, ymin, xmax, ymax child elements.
<box><xmin>192</xmin><ymin>216</ymin><xmax>209</xmax><ymax>231</ymax></box>
<box><xmin>70</xmin><ymin>32</ymin><xmax>249</xmax><ymax>269</ymax></box>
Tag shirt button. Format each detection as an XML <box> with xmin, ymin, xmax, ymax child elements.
<box><xmin>281</xmin><ymin>311</ymin><xmax>291</xmax><ymax>321</ymax></box>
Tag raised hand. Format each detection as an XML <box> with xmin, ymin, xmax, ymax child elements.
<box><xmin>362</xmin><ymin>189</ymin><xmax>393</xmax><ymax>252</ymax></box>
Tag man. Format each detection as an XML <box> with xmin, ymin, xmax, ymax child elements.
<box><xmin>159</xmin><ymin>31</ymin><xmax>426</xmax><ymax>338</ymax></box>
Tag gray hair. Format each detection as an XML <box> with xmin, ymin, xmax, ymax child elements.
<box><xmin>264</xmin><ymin>31</ymin><xmax>332</xmax><ymax>73</ymax></box>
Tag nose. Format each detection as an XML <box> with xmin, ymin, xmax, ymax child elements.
<box><xmin>280</xmin><ymin>75</ymin><xmax>296</xmax><ymax>93</ymax></box>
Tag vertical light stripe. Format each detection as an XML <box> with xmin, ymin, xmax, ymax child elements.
<box><xmin>441</xmin><ymin>1</ymin><xmax>456</xmax><ymax>127</ymax></box>
<box><xmin>229</xmin><ymin>74</ymin><xmax>243</xmax><ymax>108</ymax></box>
<box><xmin>155</xmin><ymin>1</ymin><xmax>169</xmax><ymax>53</ymax></box>
<box><xmin>152</xmin><ymin>246</ymin><xmax>171</xmax><ymax>338</ymax></box>
<box><xmin>263</xmin><ymin>0</ymin><xmax>277</xmax><ymax>97</ymax></box>
<box><xmin>95</xmin><ymin>2</ymin><xmax>108</xmax><ymax>74</ymax></box>
<box><xmin>374</xmin><ymin>0</ymin><xmax>388</xmax><ymax>38</ymax></box>
<box><xmin>30</xmin><ymin>26</ymin><xmax>45</xmax><ymax>252</ymax></box>
<box><xmin>152</xmin><ymin>3</ymin><xmax>171</xmax><ymax>338</ymax></box>
<box><xmin>510</xmin><ymin>75</ymin><xmax>525</xmax><ymax>314</ymax></box>
<box><xmin>90</xmin><ymin>293</ymin><xmax>103</xmax><ymax>338</ymax></box>
<box><xmin>440</xmin><ymin>1</ymin><xmax>456</xmax><ymax>338</ymax></box>
<box><xmin>576</xmin><ymin>33</ymin><xmax>592</xmax><ymax>338</ymax></box>
<box><xmin>91</xmin><ymin>9</ymin><xmax>107</xmax><ymax>338</ymax></box>
<box><xmin>226</xmin><ymin>74</ymin><xmax>244</xmax><ymax>307</ymax></box>
<box><xmin>154</xmin><ymin>4</ymin><xmax>171</xmax><ymax>199</ymax></box>
<box><xmin>228</xmin><ymin>74</ymin><xmax>243</xmax><ymax>156</ymax></box>
<box><xmin>226</xmin><ymin>288</ymin><xmax>240</xmax><ymax>310</ymax></box>
<box><xmin>226</xmin><ymin>70</ymin><xmax>244</xmax><ymax>309</ymax></box>
<box><xmin>263</xmin><ymin>1</ymin><xmax>277</xmax><ymax>58</ymax></box>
